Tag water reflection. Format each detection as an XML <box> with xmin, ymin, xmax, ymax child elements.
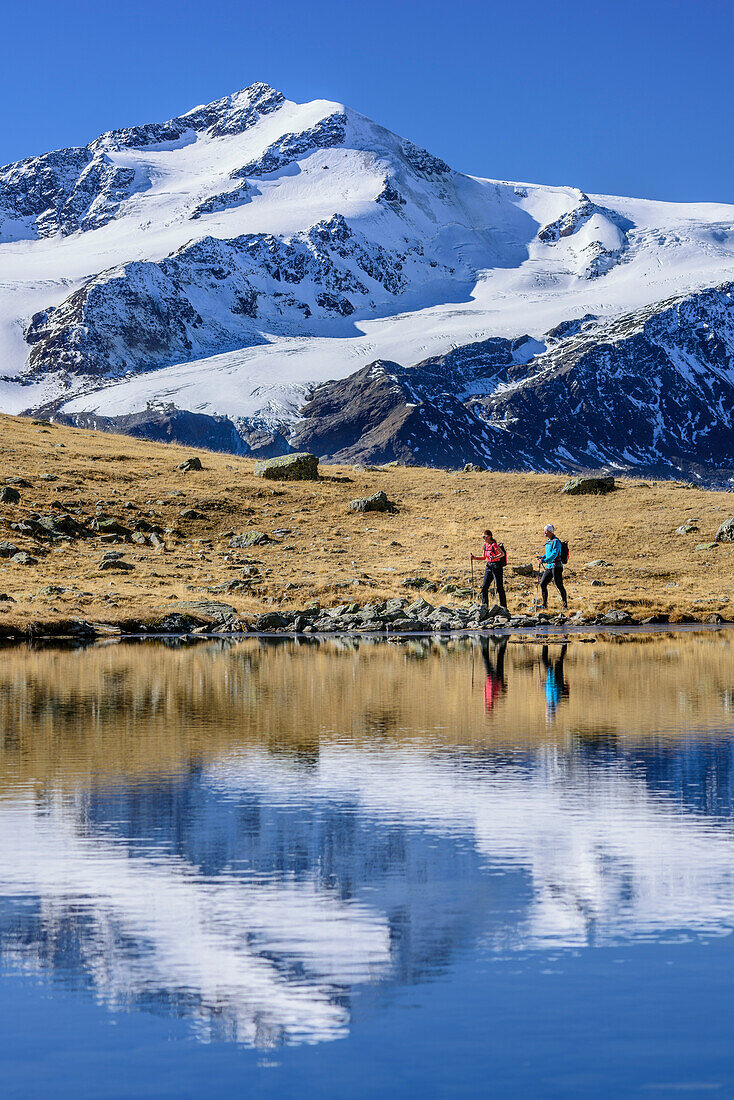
<box><xmin>0</xmin><ymin>633</ymin><xmax>733</xmax><ymax>1050</ymax></box>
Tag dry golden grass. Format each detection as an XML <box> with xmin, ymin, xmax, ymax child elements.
<box><xmin>0</xmin><ymin>411</ymin><xmax>732</xmax><ymax>627</ymax></box>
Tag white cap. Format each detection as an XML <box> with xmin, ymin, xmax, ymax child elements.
<box><xmin>544</xmin><ymin>523</ymin><xmax>555</xmax><ymax>535</ymax></box>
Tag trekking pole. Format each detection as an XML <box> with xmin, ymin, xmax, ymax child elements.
<box><xmin>534</xmin><ymin>564</ymin><xmax>541</xmax><ymax>614</ymax></box>
<box><xmin>470</xmin><ymin>556</ymin><xmax>475</xmax><ymax>601</ymax></box>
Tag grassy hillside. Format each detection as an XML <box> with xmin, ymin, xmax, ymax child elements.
<box><xmin>0</xmin><ymin>412</ymin><xmax>731</xmax><ymax>629</ymax></box>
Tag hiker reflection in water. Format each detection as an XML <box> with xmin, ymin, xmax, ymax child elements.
<box><xmin>541</xmin><ymin>643</ymin><xmax>569</xmax><ymax>720</ymax></box>
<box><xmin>480</xmin><ymin>635</ymin><xmax>508</xmax><ymax>713</ymax></box>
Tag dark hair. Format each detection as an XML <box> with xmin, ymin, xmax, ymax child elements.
<box><xmin>484</xmin><ymin>529</ymin><xmax>493</xmax><ymax>539</ymax></box>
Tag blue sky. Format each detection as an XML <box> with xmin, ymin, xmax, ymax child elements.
<box><xmin>2</xmin><ymin>0</ymin><xmax>732</xmax><ymax>202</ymax></box>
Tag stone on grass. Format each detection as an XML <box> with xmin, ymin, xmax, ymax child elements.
<box><xmin>178</xmin><ymin>456</ymin><xmax>203</xmax><ymax>472</ymax></box>
<box><xmin>512</xmin><ymin>563</ymin><xmax>536</xmax><ymax>577</ymax></box>
<box><xmin>401</xmin><ymin>576</ymin><xmax>437</xmax><ymax>591</ymax></box>
<box><xmin>229</xmin><ymin>531</ymin><xmax>271</xmax><ymax>548</ymax></box>
<box><xmin>0</xmin><ymin>542</ymin><xmax>19</xmax><ymax>558</ymax></box>
<box><xmin>179</xmin><ymin>508</ymin><xmax>201</xmax><ymax>520</ymax></box>
<box><xmin>253</xmin><ymin>453</ymin><xmax>318</xmax><ymax>481</ymax></box>
<box><xmin>562</xmin><ymin>476</ymin><xmax>615</xmax><ymax>495</ymax></box>
<box><xmin>462</xmin><ymin>463</ymin><xmax>484</xmax><ymax>473</ymax></box>
<box><xmin>93</xmin><ymin>517</ymin><xmax>131</xmax><ymax>537</ymax></box>
<box><xmin>6</xmin><ymin>477</ymin><xmax>32</xmax><ymax>488</ymax></box>
<box><xmin>715</xmin><ymin>517</ymin><xmax>734</xmax><ymax>543</ymax></box>
<box><xmin>675</xmin><ymin>522</ymin><xmax>699</xmax><ymax>534</ymax></box>
<box><xmin>600</xmin><ymin>608</ymin><xmax>632</xmax><ymax>624</ymax></box>
<box><xmin>97</xmin><ymin>558</ymin><xmax>135</xmax><ymax>571</ymax></box>
<box><xmin>695</xmin><ymin>543</ymin><xmax>718</xmax><ymax>551</ymax></box>
<box><xmin>11</xmin><ymin>551</ymin><xmax>36</xmax><ymax>565</ymax></box>
<box><xmin>348</xmin><ymin>490</ymin><xmax>394</xmax><ymax>513</ymax></box>
<box><xmin>0</xmin><ymin>486</ymin><xmax>20</xmax><ymax>504</ymax></box>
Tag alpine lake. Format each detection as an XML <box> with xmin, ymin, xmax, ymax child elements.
<box><xmin>1</xmin><ymin>625</ymin><xmax>734</xmax><ymax>1098</ymax></box>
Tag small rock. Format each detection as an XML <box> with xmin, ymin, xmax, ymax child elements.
<box><xmin>37</xmin><ymin>585</ymin><xmax>65</xmax><ymax>597</ymax></box>
<box><xmin>229</xmin><ymin>531</ymin><xmax>271</xmax><ymax>548</ymax></box>
<box><xmin>486</xmin><ymin>604</ymin><xmax>511</xmax><ymax>620</ymax></box>
<box><xmin>97</xmin><ymin>558</ymin><xmax>135</xmax><ymax>571</ymax></box>
<box><xmin>562</xmin><ymin>476</ymin><xmax>615</xmax><ymax>495</ymax></box>
<box><xmin>253</xmin><ymin>453</ymin><xmax>318</xmax><ymax>481</ymax></box>
<box><xmin>585</xmin><ymin>559</ymin><xmax>612</xmax><ymax>568</ymax></box>
<box><xmin>178</xmin><ymin>457</ymin><xmax>203</xmax><ymax>472</ymax></box>
<box><xmin>675</xmin><ymin>522</ymin><xmax>699</xmax><ymax>534</ymax></box>
<box><xmin>0</xmin><ymin>542</ymin><xmax>19</xmax><ymax>558</ymax></box>
<box><xmin>401</xmin><ymin>576</ymin><xmax>437</xmax><ymax>591</ymax></box>
<box><xmin>591</xmin><ymin>579</ymin><xmax>605</xmax><ymax>587</ymax></box>
<box><xmin>0</xmin><ymin>486</ymin><xmax>20</xmax><ymax>504</ymax></box>
<box><xmin>512</xmin><ymin>563</ymin><xmax>536</xmax><ymax>577</ymax></box>
<box><xmin>715</xmin><ymin>517</ymin><xmax>734</xmax><ymax>543</ymax></box>
<box><xmin>600</xmin><ymin>608</ymin><xmax>632</xmax><ymax>625</ymax></box>
<box><xmin>11</xmin><ymin>551</ymin><xmax>36</xmax><ymax>565</ymax></box>
<box><xmin>6</xmin><ymin>477</ymin><xmax>32</xmax><ymax>487</ymax></box>
<box><xmin>348</xmin><ymin>491</ymin><xmax>395</xmax><ymax>513</ymax></box>
<box><xmin>179</xmin><ymin>508</ymin><xmax>201</xmax><ymax>520</ymax></box>
<box><xmin>0</xmin><ymin>594</ymin><xmax>15</xmax><ymax>603</ymax></box>
<box><xmin>695</xmin><ymin>543</ymin><xmax>718</xmax><ymax>551</ymax></box>
<box><xmin>462</xmin><ymin>463</ymin><xmax>484</xmax><ymax>473</ymax></box>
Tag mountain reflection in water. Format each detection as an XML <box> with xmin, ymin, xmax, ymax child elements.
<box><xmin>0</xmin><ymin>632</ymin><xmax>733</xmax><ymax>1050</ymax></box>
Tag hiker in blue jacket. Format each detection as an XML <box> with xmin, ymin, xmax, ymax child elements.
<box><xmin>538</xmin><ymin>524</ymin><xmax>568</xmax><ymax>610</ymax></box>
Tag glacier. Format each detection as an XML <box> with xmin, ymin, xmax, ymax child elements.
<box><xmin>1</xmin><ymin>82</ymin><xmax>734</xmax><ymax>475</ymax></box>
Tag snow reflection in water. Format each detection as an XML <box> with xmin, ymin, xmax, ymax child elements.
<box><xmin>0</xmin><ymin>632</ymin><xmax>732</xmax><ymax>1049</ymax></box>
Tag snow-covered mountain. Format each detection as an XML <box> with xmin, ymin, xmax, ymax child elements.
<box><xmin>2</xmin><ymin>82</ymin><xmax>734</xmax><ymax>476</ymax></box>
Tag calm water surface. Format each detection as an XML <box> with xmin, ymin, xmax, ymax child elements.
<box><xmin>1</xmin><ymin>631</ymin><xmax>734</xmax><ymax>1098</ymax></box>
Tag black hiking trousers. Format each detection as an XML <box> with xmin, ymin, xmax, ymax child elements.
<box><xmin>481</xmin><ymin>564</ymin><xmax>506</xmax><ymax>608</ymax></box>
<box><xmin>540</xmin><ymin>563</ymin><xmax>567</xmax><ymax>608</ymax></box>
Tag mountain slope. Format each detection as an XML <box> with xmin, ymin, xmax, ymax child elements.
<box><xmin>1</xmin><ymin>83</ymin><xmax>734</xmax><ymax>477</ymax></box>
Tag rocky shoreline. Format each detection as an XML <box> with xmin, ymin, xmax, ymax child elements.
<box><xmin>1</xmin><ymin>595</ymin><xmax>728</xmax><ymax>643</ymax></box>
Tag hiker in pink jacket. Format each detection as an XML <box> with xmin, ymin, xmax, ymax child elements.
<box><xmin>471</xmin><ymin>529</ymin><xmax>507</xmax><ymax>609</ymax></box>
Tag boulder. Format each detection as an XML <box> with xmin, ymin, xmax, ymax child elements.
<box><xmin>348</xmin><ymin>490</ymin><xmax>394</xmax><ymax>513</ymax></box>
<box><xmin>715</xmin><ymin>517</ymin><xmax>734</xmax><ymax>543</ymax></box>
<box><xmin>178</xmin><ymin>456</ymin><xmax>203</xmax><ymax>472</ymax></box>
<box><xmin>256</xmin><ymin>612</ymin><xmax>288</xmax><ymax>631</ymax></box>
<box><xmin>600</xmin><ymin>608</ymin><xmax>632</xmax><ymax>624</ymax></box>
<box><xmin>512</xmin><ymin>563</ymin><xmax>536</xmax><ymax>577</ymax></box>
<box><xmin>0</xmin><ymin>486</ymin><xmax>20</xmax><ymax>504</ymax></box>
<box><xmin>229</xmin><ymin>531</ymin><xmax>270</xmax><ymax>548</ymax></box>
<box><xmin>253</xmin><ymin>453</ymin><xmax>318</xmax><ymax>481</ymax></box>
<box><xmin>155</xmin><ymin>600</ymin><xmax>236</xmax><ymax>623</ymax></box>
<box><xmin>92</xmin><ymin>516</ymin><xmax>131</xmax><ymax>537</ymax></box>
<box><xmin>11</xmin><ymin>551</ymin><xmax>36</xmax><ymax>565</ymax></box>
<box><xmin>562</xmin><ymin>476</ymin><xmax>615</xmax><ymax>495</ymax></box>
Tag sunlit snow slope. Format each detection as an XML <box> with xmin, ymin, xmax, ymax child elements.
<box><xmin>1</xmin><ymin>82</ymin><xmax>733</xmax><ymax>474</ymax></box>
